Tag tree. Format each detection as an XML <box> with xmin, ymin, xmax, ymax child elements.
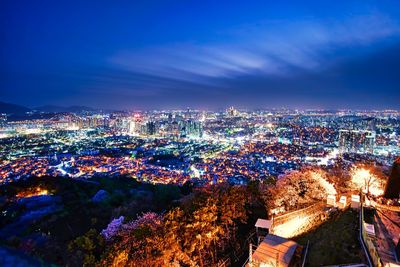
<box><xmin>218</xmin><ymin>186</ymin><xmax>247</xmax><ymax>248</ymax></box>
<box><xmin>101</xmin><ymin>212</ymin><xmax>164</xmax><ymax>266</ymax></box>
<box><xmin>350</xmin><ymin>166</ymin><xmax>384</xmax><ymax>196</ymax></box>
<box><xmin>68</xmin><ymin>229</ymin><xmax>105</xmax><ymax>267</ymax></box>
<box><xmin>99</xmin><ymin>184</ymin><xmax>260</xmax><ymax>266</ymax></box>
<box><xmin>265</xmin><ymin>169</ymin><xmax>331</xmax><ymax>212</ymax></box>
<box><xmin>183</xmin><ymin>199</ymin><xmax>222</xmax><ymax>266</ymax></box>
<box><xmin>163</xmin><ymin>208</ymin><xmax>196</xmax><ymax>266</ymax></box>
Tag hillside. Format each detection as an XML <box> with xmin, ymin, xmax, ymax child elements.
<box><xmin>0</xmin><ymin>101</ymin><xmax>31</xmax><ymax>115</ymax></box>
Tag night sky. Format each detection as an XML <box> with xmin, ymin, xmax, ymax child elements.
<box><xmin>1</xmin><ymin>1</ymin><xmax>400</xmax><ymax>110</ymax></box>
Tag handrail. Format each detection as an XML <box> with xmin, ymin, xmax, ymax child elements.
<box><xmin>359</xmin><ymin>198</ymin><xmax>373</xmax><ymax>267</ymax></box>
<box><xmin>301</xmin><ymin>240</ymin><xmax>310</xmax><ymax>267</ymax></box>
<box><xmin>360</xmin><ymin>193</ymin><xmax>382</xmax><ymax>267</ymax></box>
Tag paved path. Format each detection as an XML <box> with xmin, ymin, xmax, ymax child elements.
<box><xmin>370</xmin><ymin>199</ymin><xmax>400</xmax><ymax>212</ymax></box>
<box><xmin>373</xmin><ymin>209</ymin><xmax>399</xmax><ymax>265</ymax></box>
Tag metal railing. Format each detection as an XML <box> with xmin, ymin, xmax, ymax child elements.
<box><xmin>360</xmin><ymin>194</ymin><xmax>382</xmax><ymax>267</ymax></box>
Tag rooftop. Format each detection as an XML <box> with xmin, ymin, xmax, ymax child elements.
<box><xmin>251</xmin><ymin>234</ymin><xmax>300</xmax><ymax>266</ymax></box>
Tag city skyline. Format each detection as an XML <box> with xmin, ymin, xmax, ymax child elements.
<box><xmin>1</xmin><ymin>1</ymin><xmax>400</xmax><ymax>110</ymax></box>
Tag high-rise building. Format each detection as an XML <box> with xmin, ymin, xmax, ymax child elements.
<box><xmin>227</xmin><ymin>106</ymin><xmax>238</xmax><ymax>117</ymax></box>
<box><xmin>128</xmin><ymin>120</ymin><xmax>136</xmax><ymax>134</ymax></box>
<box><xmin>338</xmin><ymin>129</ymin><xmax>375</xmax><ymax>154</ymax></box>
<box><xmin>179</xmin><ymin>120</ymin><xmax>203</xmax><ymax>138</ymax></box>
<box><xmin>166</xmin><ymin>121</ymin><xmax>180</xmax><ymax>137</ymax></box>
<box><xmin>144</xmin><ymin>121</ymin><xmax>157</xmax><ymax>136</ymax></box>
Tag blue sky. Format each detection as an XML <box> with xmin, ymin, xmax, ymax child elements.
<box><xmin>1</xmin><ymin>0</ymin><xmax>400</xmax><ymax>109</ymax></box>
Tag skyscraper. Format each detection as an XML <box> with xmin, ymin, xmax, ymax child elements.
<box><xmin>179</xmin><ymin>120</ymin><xmax>203</xmax><ymax>138</ymax></box>
<box><xmin>145</xmin><ymin>121</ymin><xmax>157</xmax><ymax>136</ymax></box>
<box><xmin>338</xmin><ymin>130</ymin><xmax>375</xmax><ymax>154</ymax></box>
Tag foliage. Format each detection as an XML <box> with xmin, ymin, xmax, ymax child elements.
<box><xmin>263</xmin><ymin>168</ymin><xmax>333</xmax><ymax>212</ymax></box>
<box><xmin>68</xmin><ymin>229</ymin><xmax>105</xmax><ymax>266</ymax></box>
<box><xmin>101</xmin><ymin>216</ymin><xmax>124</xmax><ymax>240</ymax></box>
<box><xmin>101</xmin><ymin>184</ymin><xmax>258</xmax><ymax>266</ymax></box>
<box><xmin>0</xmin><ymin>175</ymin><xmax>185</xmax><ymax>265</ymax></box>
<box><xmin>350</xmin><ymin>165</ymin><xmax>385</xmax><ymax>196</ymax></box>
<box><xmin>2</xmin><ymin>176</ymin><xmax>264</xmax><ymax>266</ymax></box>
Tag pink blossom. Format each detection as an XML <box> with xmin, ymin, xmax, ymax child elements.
<box><xmin>101</xmin><ymin>216</ymin><xmax>125</xmax><ymax>240</ymax></box>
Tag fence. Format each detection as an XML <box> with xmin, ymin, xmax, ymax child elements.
<box><xmin>271</xmin><ymin>202</ymin><xmax>326</xmax><ymax>238</ymax></box>
<box><xmin>360</xmin><ymin>195</ymin><xmax>382</xmax><ymax>267</ymax></box>
<box><xmin>272</xmin><ymin>202</ymin><xmax>325</xmax><ymax>225</ymax></box>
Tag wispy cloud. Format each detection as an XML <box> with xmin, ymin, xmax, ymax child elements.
<box><xmin>109</xmin><ymin>14</ymin><xmax>400</xmax><ymax>82</ymax></box>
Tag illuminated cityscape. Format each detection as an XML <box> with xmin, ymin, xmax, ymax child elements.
<box><xmin>1</xmin><ymin>1</ymin><xmax>400</xmax><ymax>267</ymax></box>
<box><xmin>0</xmin><ymin>107</ymin><xmax>399</xmax><ymax>266</ymax></box>
<box><xmin>1</xmin><ymin>109</ymin><xmax>399</xmax><ymax>184</ymax></box>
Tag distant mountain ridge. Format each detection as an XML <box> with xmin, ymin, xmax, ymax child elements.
<box><xmin>34</xmin><ymin>105</ymin><xmax>96</xmax><ymax>113</ymax></box>
<box><xmin>0</xmin><ymin>101</ymin><xmax>97</xmax><ymax>115</ymax></box>
<box><xmin>0</xmin><ymin>101</ymin><xmax>31</xmax><ymax>115</ymax></box>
